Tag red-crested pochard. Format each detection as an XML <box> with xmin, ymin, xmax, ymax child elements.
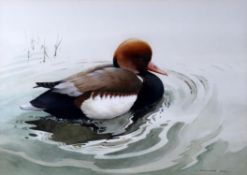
<box><xmin>20</xmin><ymin>39</ymin><xmax>168</xmax><ymax>119</ymax></box>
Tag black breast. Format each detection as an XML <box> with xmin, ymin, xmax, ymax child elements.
<box><xmin>132</xmin><ymin>72</ymin><xmax>164</xmax><ymax>110</ymax></box>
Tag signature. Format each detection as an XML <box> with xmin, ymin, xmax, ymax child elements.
<box><xmin>198</xmin><ymin>169</ymin><xmax>231</xmax><ymax>174</ymax></box>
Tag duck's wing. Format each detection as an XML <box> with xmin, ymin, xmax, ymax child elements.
<box><xmin>52</xmin><ymin>65</ymin><xmax>142</xmax><ymax>97</ymax></box>
<box><xmin>33</xmin><ymin>65</ymin><xmax>111</xmax><ymax>91</ymax></box>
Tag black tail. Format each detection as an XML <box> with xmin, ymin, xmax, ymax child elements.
<box><xmin>34</xmin><ymin>81</ymin><xmax>62</xmax><ymax>89</ymax></box>
<box><xmin>30</xmin><ymin>90</ymin><xmax>85</xmax><ymax>119</ymax></box>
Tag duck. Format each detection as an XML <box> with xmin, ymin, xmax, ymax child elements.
<box><xmin>20</xmin><ymin>39</ymin><xmax>168</xmax><ymax>120</ymax></box>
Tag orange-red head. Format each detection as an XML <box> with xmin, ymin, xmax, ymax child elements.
<box><xmin>113</xmin><ymin>39</ymin><xmax>167</xmax><ymax>75</ymax></box>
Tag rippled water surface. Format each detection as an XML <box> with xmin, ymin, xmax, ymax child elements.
<box><xmin>1</xmin><ymin>0</ymin><xmax>247</xmax><ymax>175</ymax></box>
<box><xmin>1</xmin><ymin>55</ymin><xmax>246</xmax><ymax>175</ymax></box>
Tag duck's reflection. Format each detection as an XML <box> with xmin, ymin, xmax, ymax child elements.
<box><xmin>25</xmin><ymin>98</ymin><xmax>165</xmax><ymax>145</ymax></box>
<box><xmin>26</xmin><ymin>118</ymin><xmax>112</xmax><ymax>144</ymax></box>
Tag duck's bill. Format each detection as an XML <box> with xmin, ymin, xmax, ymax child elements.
<box><xmin>147</xmin><ymin>62</ymin><xmax>168</xmax><ymax>75</ymax></box>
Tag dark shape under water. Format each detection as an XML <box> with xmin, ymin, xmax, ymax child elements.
<box><xmin>26</xmin><ymin>118</ymin><xmax>111</xmax><ymax>145</ymax></box>
<box><xmin>25</xmin><ymin>99</ymin><xmax>165</xmax><ymax>145</ymax></box>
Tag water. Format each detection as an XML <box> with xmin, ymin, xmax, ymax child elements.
<box><xmin>1</xmin><ymin>0</ymin><xmax>247</xmax><ymax>174</ymax></box>
<box><xmin>1</xmin><ymin>55</ymin><xmax>246</xmax><ymax>175</ymax></box>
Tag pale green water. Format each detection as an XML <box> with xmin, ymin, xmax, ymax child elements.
<box><xmin>1</xmin><ymin>0</ymin><xmax>247</xmax><ymax>174</ymax></box>
<box><xmin>0</xmin><ymin>55</ymin><xmax>246</xmax><ymax>175</ymax></box>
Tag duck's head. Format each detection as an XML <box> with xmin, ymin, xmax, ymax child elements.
<box><xmin>113</xmin><ymin>39</ymin><xmax>168</xmax><ymax>75</ymax></box>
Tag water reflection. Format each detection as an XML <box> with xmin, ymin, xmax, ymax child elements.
<box><xmin>25</xmin><ymin>98</ymin><xmax>167</xmax><ymax>145</ymax></box>
<box><xmin>26</xmin><ymin>118</ymin><xmax>111</xmax><ymax>144</ymax></box>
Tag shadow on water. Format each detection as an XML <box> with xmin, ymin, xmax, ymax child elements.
<box><xmin>26</xmin><ymin>118</ymin><xmax>112</xmax><ymax>145</ymax></box>
<box><xmin>24</xmin><ymin>98</ymin><xmax>167</xmax><ymax>145</ymax></box>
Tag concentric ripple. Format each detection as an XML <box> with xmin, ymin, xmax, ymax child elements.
<box><xmin>0</xmin><ymin>57</ymin><xmax>222</xmax><ymax>174</ymax></box>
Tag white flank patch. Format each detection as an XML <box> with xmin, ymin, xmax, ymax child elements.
<box><xmin>81</xmin><ymin>95</ymin><xmax>137</xmax><ymax>119</ymax></box>
<box><xmin>53</xmin><ymin>81</ymin><xmax>82</xmax><ymax>97</ymax></box>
